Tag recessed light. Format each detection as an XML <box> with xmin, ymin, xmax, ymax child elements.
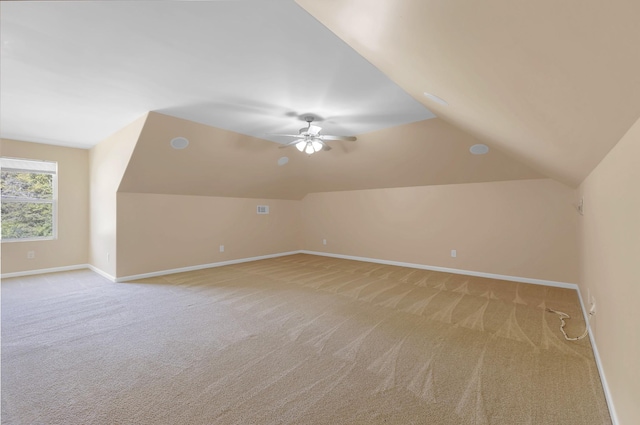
<box><xmin>423</xmin><ymin>92</ymin><xmax>448</xmax><ymax>106</ymax></box>
<box><xmin>277</xmin><ymin>156</ymin><xmax>289</xmax><ymax>166</ymax></box>
<box><xmin>170</xmin><ymin>137</ymin><xmax>189</xmax><ymax>149</ymax></box>
<box><xmin>470</xmin><ymin>144</ymin><xmax>489</xmax><ymax>155</ymax></box>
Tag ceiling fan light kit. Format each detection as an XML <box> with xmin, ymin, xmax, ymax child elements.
<box><xmin>296</xmin><ymin>140</ymin><xmax>323</xmax><ymax>154</ymax></box>
<box><xmin>271</xmin><ymin>116</ymin><xmax>357</xmax><ymax>155</ymax></box>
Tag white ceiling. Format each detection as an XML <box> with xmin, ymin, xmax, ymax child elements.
<box><xmin>0</xmin><ymin>0</ymin><xmax>434</xmax><ymax>149</ymax></box>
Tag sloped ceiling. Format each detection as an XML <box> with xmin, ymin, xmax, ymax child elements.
<box><xmin>3</xmin><ymin>0</ymin><xmax>638</xmax><ymax>196</ymax></box>
<box><xmin>296</xmin><ymin>0</ymin><xmax>640</xmax><ymax>187</ymax></box>
<box><xmin>0</xmin><ymin>0</ymin><xmax>431</xmax><ymax>148</ymax></box>
<box><xmin>118</xmin><ymin>112</ymin><xmax>543</xmax><ymax>200</ymax></box>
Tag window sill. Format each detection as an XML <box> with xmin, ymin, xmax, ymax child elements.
<box><xmin>1</xmin><ymin>237</ymin><xmax>57</xmax><ymax>243</ymax></box>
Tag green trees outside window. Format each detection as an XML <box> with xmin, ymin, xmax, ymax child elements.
<box><xmin>1</xmin><ymin>158</ymin><xmax>57</xmax><ymax>241</ymax></box>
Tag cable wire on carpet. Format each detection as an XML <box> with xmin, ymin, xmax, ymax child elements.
<box><xmin>546</xmin><ymin>308</ymin><xmax>594</xmax><ymax>341</ymax></box>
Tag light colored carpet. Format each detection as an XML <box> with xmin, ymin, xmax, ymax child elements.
<box><xmin>1</xmin><ymin>254</ymin><xmax>611</xmax><ymax>424</ymax></box>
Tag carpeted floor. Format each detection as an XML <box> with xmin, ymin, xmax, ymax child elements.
<box><xmin>1</xmin><ymin>254</ymin><xmax>611</xmax><ymax>424</ymax></box>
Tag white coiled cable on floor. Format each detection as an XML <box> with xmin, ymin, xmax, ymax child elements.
<box><xmin>546</xmin><ymin>308</ymin><xmax>594</xmax><ymax>341</ymax></box>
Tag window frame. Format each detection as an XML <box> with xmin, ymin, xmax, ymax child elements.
<box><xmin>1</xmin><ymin>157</ymin><xmax>58</xmax><ymax>243</ymax></box>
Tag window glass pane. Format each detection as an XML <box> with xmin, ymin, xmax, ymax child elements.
<box><xmin>1</xmin><ymin>171</ymin><xmax>53</xmax><ymax>200</ymax></box>
<box><xmin>1</xmin><ymin>202</ymin><xmax>53</xmax><ymax>239</ymax></box>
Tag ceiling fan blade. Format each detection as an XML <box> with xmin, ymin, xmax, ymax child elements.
<box><xmin>278</xmin><ymin>139</ymin><xmax>304</xmax><ymax>148</ymax></box>
<box><xmin>308</xmin><ymin>124</ymin><xmax>322</xmax><ymax>135</ymax></box>
<box><xmin>267</xmin><ymin>133</ymin><xmax>304</xmax><ymax>138</ymax></box>
<box><xmin>319</xmin><ymin>135</ymin><xmax>357</xmax><ymax>141</ymax></box>
<box><xmin>314</xmin><ymin>139</ymin><xmax>332</xmax><ymax>151</ymax></box>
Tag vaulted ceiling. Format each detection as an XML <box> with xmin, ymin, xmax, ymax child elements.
<box><xmin>0</xmin><ymin>1</ymin><xmax>431</xmax><ymax>147</ymax></box>
<box><xmin>2</xmin><ymin>0</ymin><xmax>639</xmax><ymax>196</ymax></box>
<box><xmin>296</xmin><ymin>0</ymin><xmax>640</xmax><ymax>186</ymax></box>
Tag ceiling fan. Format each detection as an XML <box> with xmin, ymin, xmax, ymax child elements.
<box><xmin>270</xmin><ymin>116</ymin><xmax>356</xmax><ymax>155</ymax></box>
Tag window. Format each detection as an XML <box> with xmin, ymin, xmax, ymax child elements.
<box><xmin>1</xmin><ymin>157</ymin><xmax>57</xmax><ymax>241</ymax></box>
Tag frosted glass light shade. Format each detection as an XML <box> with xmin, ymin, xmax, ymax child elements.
<box><xmin>305</xmin><ymin>143</ymin><xmax>315</xmax><ymax>154</ymax></box>
<box><xmin>294</xmin><ymin>139</ymin><xmax>325</xmax><ymax>155</ymax></box>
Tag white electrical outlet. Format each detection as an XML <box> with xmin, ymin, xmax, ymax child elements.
<box><xmin>577</xmin><ymin>197</ymin><xmax>584</xmax><ymax>215</ymax></box>
<box><xmin>451</xmin><ymin>249</ymin><xmax>457</xmax><ymax>258</ymax></box>
<box><xmin>220</xmin><ymin>245</ymin><xmax>225</xmax><ymax>253</ymax></box>
<box><xmin>27</xmin><ymin>250</ymin><xmax>35</xmax><ymax>259</ymax></box>
<box><xmin>590</xmin><ymin>296</ymin><xmax>596</xmax><ymax>314</ymax></box>
<box><xmin>322</xmin><ymin>239</ymin><xmax>327</xmax><ymax>245</ymax></box>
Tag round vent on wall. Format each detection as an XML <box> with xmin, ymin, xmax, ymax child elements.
<box><xmin>277</xmin><ymin>156</ymin><xmax>289</xmax><ymax>166</ymax></box>
<box><xmin>170</xmin><ymin>137</ymin><xmax>189</xmax><ymax>150</ymax></box>
<box><xmin>470</xmin><ymin>144</ymin><xmax>489</xmax><ymax>155</ymax></box>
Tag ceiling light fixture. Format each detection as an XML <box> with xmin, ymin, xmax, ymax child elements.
<box><xmin>272</xmin><ymin>116</ymin><xmax>355</xmax><ymax>154</ymax></box>
<box><xmin>423</xmin><ymin>92</ymin><xmax>448</xmax><ymax>106</ymax></box>
<box><xmin>295</xmin><ymin>139</ymin><xmax>323</xmax><ymax>155</ymax></box>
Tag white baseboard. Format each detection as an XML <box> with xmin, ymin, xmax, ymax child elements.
<box><xmin>115</xmin><ymin>251</ymin><xmax>302</xmax><ymax>283</ymax></box>
<box><xmin>575</xmin><ymin>287</ymin><xmax>619</xmax><ymax>425</ymax></box>
<box><xmin>1</xmin><ymin>264</ymin><xmax>88</xmax><ymax>279</ymax></box>
<box><xmin>87</xmin><ymin>265</ymin><xmax>117</xmax><ymax>282</ymax></box>
<box><xmin>1</xmin><ymin>252</ymin><xmax>301</xmax><ymax>282</ymax></box>
<box><xmin>300</xmin><ymin>250</ymin><xmax>578</xmax><ymax>289</ymax></box>
<box><xmin>4</xmin><ymin>251</ymin><xmax>577</xmax><ymax>290</ymax></box>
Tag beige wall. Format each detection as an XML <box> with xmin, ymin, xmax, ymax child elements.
<box><xmin>115</xmin><ymin>192</ymin><xmax>301</xmax><ymax>277</ymax></box>
<box><xmin>118</xmin><ymin>112</ymin><xmax>308</xmax><ymax>200</ymax></box>
<box><xmin>301</xmin><ymin>178</ymin><xmax>579</xmax><ymax>283</ymax></box>
<box><xmin>1</xmin><ymin>139</ymin><xmax>89</xmax><ymax>274</ymax></box>
<box><xmin>118</xmin><ymin>113</ymin><xmax>543</xmax><ymax>201</ymax></box>
<box><xmin>579</xmin><ymin>116</ymin><xmax>640</xmax><ymax>425</ymax></box>
<box><xmin>89</xmin><ymin>114</ymin><xmax>147</xmax><ymax>277</ymax></box>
